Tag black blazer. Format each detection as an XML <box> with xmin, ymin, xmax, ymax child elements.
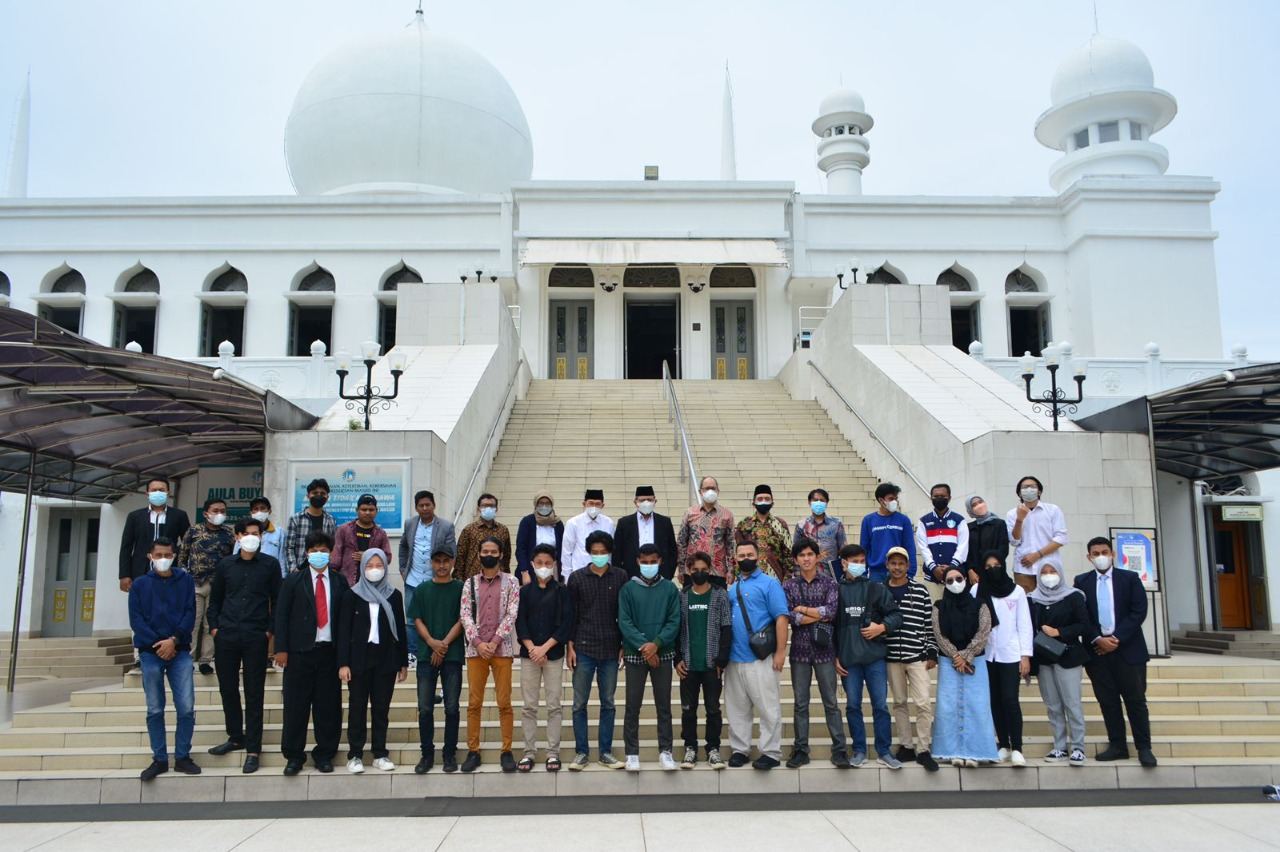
<box><xmin>614</xmin><ymin>511</ymin><xmax>678</xmax><ymax>580</ymax></box>
<box><xmin>965</xmin><ymin>518</ymin><xmax>1010</xmax><ymax>576</ymax></box>
<box><xmin>1074</xmin><ymin>568</ymin><xmax>1150</xmax><ymax>665</ymax></box>
<box><xmin>336</xmin><ymin>589</ymin><xmax>408</xmax><ymax>673</ymax></box>
<box><xmin>274</xmin><ymin>568</ymin><xmax>349</xmax><ymax>655</ymax></box>
<box><xmin>119</xmin><ymin>507</ymin><xmax>191</xmax><ymax>580</ymax></box>
<box><xmin>515</xmin><ymin>514</ymin><xmax>565</xmax><ymax>583</ymax></box>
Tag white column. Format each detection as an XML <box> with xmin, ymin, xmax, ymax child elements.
<box><xmin>592</xmin><ymin>267</ymin><xmax>624</xmax><ymax>379</ymax></box>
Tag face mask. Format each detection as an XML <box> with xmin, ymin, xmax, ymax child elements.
<box><xmin>364</xmin><ymin>567</ymin><xmax>386</xmax><ymax>583</ymax></box>
<box><xmin>1020</xmin><ymin>487</ymin><xmax>1040</xmax><ymax>503</ymax></box>
<box><xmin>1092</xmin><ymin>555</ymin><xmax>1112</xmax><ymax>573</ymax></box>
<box><xmin>480</xmin><ymin>555</ymin><xmax>500</xmax><ymax>570</ymax></box>
<box><xmin>479</xmin><ymin>506</ymin><xmax>497</xmax><ymax>521</ymax></box>
<box><xmin>208</xmin><ymin>513</ymin><xmax>227</xmax><ymax>526</ymax></box>
<box><xmin>309</xmin><ymin>494</ymin><xmax>327</xmax><ymax>509</ymax></box>
<box><xmin>738</xmin><ymin>558</ymin><xmax>758</xmax><ymax>574</ymax></box>
<box><xmin>239</xmin><ymin>534</ymin><xmax>261</xmax><ymax>553</ymax></box>
<box><xmin>1042</xmin><ymin>573</ymin><xmax>1061</xmax><ymax>589</ymax></box>
<box><xmin>689</xmin><ymin>570</ymin><xmax>710</xmax><ymax>586</ymax></box>
<box><xmin>307</xmin><ymin>551</ymin><xmax>330</xmax><ymax>569</ymax></box>
<box><xmin>639</xmin><ymin>563</ymin><xmax>660</xmax><ymax>580</ymax></box>
<box><xmin>810</xmin><ymin>500</ymin><xmax>827</xmax><ymax>515</ymax></box>
<box><xmin>637</xmin><ymin>501</ymin><xmax>654</xmax><ymax>516</ymax></box>
<box><xmin>931</xmin><ymin>497</ymin><xmax>949</xmax><ymax>513</ymax></box>
<box><xmin>586</xmin><ymin>506</ymin><xmax>600</xmax><ymax>520</ymax></box>
<box><xmin>534</xmin><ymin>566</ymin><xmax>555</xmax><ymax>581</ymax></box>
<box><xmin>148</xmin><ymin>490</ymin><xmax>167</xmax><ymax>507</ymax></box>
<box><xmin>702</xmin><ymin>489</ymin><xmax>718</xmax><ymax>505</ymax></box>
<box><xmin>589</xmin><ymin>554</ymin><xmax>610</xmax><ymax>568</ymax></box>
<box><xmin>250</xmin><ymin>511</ymin><xmax>269</xmax><ymax>523</ymax></box>
<box><xmin>754</xmin><ymin>502</ymin><xmax>772</xmax><ymax>514</ymax></box>
<box><xmin>536</xmin><ymin>504</ymin><xmax>553</xmax><ymax>517</ymax></box>
<box><xmin>844</xmin><ymin>561</ymin><xmax>866</xmax><ymax>578</ymax></box>
<box><xmin>885</xmin><ymin>499</ymin><xmax>900</xmax><ymax>513</ymax></box>
<box><xmin>946</xmin><ymin>579</ymin><xmax>967</xmax><ymax>595</ymax></box>
<box><xmin>151</xmin><ymin>557</ymin><xmax>173</xmax><ymax>574</ymax></box>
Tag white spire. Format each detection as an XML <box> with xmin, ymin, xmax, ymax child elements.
<box><xmin>719</xmin><ymin>64</ymin><xmax>737</xmax><ymax>181</ymax></box>
<box><xmin>5</xmin><ymin>71</ymin><xmax>30</xmax><ymax>198</ymax></box>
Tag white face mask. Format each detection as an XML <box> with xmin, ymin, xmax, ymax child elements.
<box><xmin>208</xmin><ymin>513</ymin><xmax>227</xmax><ymax>526</ymax></box>
<box><xmin>1041</xmin><ymin>573</ymin><xmax>1061</xmax><ymax>589</ymax></box>
<box><xmin>637</xmin><ymin>500</ymin><xmax>654</xmax><ymax>515</ymax></box>
<box><xmin>1021</xmin><ymin>487</ymin><xmax>1040</xmax><ymax>503</ymax></box>
<box><xmin>586</xmin><ymin>506</ymin><xmax>600</xmax><ymax>520</ymax></box>
<box><xmin>702</xmin><ymin>489</ymin><xmax>718</xmax><ymax>504</ymax></box>
<box><xmin>536</xmin><ymin>504</ymin><xmax>553</xmax><ymax>517</ymax></box>
<box><xmin>945</xmin><ymin>579</ymin><xmax>967</xmax><ymax>595</ymax></box>
<box><xmin>364</xmin><ymin>567</ymin><xmax>386</xmax><ymax>584</ymax></box>
<box><xmin>250</xmin><ymin>511</ymin><xmax>270</xmax><ymax>523</ymax></box>
<box><xmin>885</xmin><ymin>500</ymin><xmax>899</xmax><ymax>513</ymax></box>
<box><xmin>534</xmin><ymin>566</ymin><xmax>555</xmax><ymax>581</ymax></box>
<box><xmin>1092</xmin><ymin>555</ymin><xmax>1112</xmax><ymax>573</ymax></box>
<box><xmin>239</xmin><ymin>534</ymin><xmax>261</xmax><ymax>553</ymax></box>
<box><xmin>152</xmin><ymin>557</ymin><xmax>173</xmax><ymax>574</ymax></box>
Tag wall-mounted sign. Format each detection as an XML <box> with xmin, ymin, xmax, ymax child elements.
<box><xmin>288</xmin><ymin>460</ymin><xmax>409</xmax><ymax>534</ymax></box>
<box><xmin>1221</xmin><ymin>505</ymin><xmax>1264</xmax><ymax>522</ymax></box>
<box><xmin>1112</xmin><ymin>529</ymin><xmax>1158</xmax><ymax>591</ymax></box>
<box><xmin>194</xmin><ymin>464</ymin><xmax>265</xmax><ymax>521</ymax></box>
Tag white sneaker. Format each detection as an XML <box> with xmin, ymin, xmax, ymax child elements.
<box><xmin>625</xmin><ymin>754</ymin><xmax>641</xmax><ymax>772</ymax></box>
<box><xmin>1010</xmin><ymin>750</ymin><xmax>1027</xmax><ymax>768</ymax></box>
<box><xmin>997</xmin><ymin>747</ymin><xmax>1011</xmax><ymax>763</ymax></box>
<box><xmin>346</xmin><ymin>757</ymin><xmax>365</xmax><ymax>774</ymax></box>
<box><xmin>373</xmin><ymin>757</ymin><xmax>395</xmax><ymax>772</ymax></box>
<box><xmin>658</xmin><ymin>751</ymin><xmax>678</xmax><ymax>771</ymax></box>
<box><xmin>407</xmin><ymin>653</ymin><xmax>417</xmax><ymax>668</ymax></box>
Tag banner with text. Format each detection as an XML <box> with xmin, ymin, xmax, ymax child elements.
<box><xmin>194</xmin><ymin>465</ymin><xmax>265</xmax><ymax>521</ymax></box>
<box><xmin>289</xmin><ymin>460</ymin><xmax>409</xmax><ymax>533</ymax></box>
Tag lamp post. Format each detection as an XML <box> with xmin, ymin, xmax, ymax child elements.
<box><xmin>335</xmin><ymin>340</ymin><xmax>407</xmax><ymax>430</ymax></box>
<box><xmin>1020</xmin><ymin>346</ymin><xmax>1086</xmax><ymax>431</ymax></box>
<box><xmin>836</xmin><ymin>255</ymin><xmax>862</xmax><ymax>290</ymax></box>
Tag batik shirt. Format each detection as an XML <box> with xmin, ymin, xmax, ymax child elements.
<box><xmin>735</xmin><ymin>514</ymin><xmax>793</xmax><ymax>581</ymax></box>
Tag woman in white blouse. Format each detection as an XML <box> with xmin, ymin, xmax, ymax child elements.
<box><xmin>972</xmin><ymin>551</ymin><xmax>1033</xmax><ymax>767</ymax></box>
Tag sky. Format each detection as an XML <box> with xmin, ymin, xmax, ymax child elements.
<box><xmin>0</xmin><ymin>0</ymin><xmax>1277</xmax><ymax>358</ymax></box>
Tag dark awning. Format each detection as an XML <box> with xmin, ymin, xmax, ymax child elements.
<box><xmin>1078</xmin><ymin>362</ymin><xmax>1280</xmax><ymax>481</ymax></box>
<box><xmin>0</xmin><ymin>306</ymin><xmax>317</xmax><ymax>502</ymax></box>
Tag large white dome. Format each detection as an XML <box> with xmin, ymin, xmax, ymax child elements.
<box><xmin>284</xmin><ymin>17</ymin><xmax>533</xmax><ymax>195</ymax></box>
<box><xmin>1050</xmin><ymin>35</ymin><xmax>1155</xmax><ymax>106</ymax></box>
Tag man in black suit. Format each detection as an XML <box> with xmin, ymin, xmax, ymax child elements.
<box><xmin>119</xmin><ymin>476</ymin><xmax>192</xmax><ymax>592</ymax></box>
<box><xmin>1074</xmin><ymin>535</ymin><xmax>1156</xmax><ymax>767</ymax></box>
<box><xmin>275</xmin><ymin>530</ymin><xmax>348</xmax><ymax>775</ymax></box>
<box><xmin>614</xmin><ymin>486</ymin><xmax>678</xmax><ymax>580</ymax></box>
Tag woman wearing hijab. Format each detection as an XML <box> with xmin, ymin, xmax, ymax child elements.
<box><xmin>930</xmin><ymin>565</ymin><xmax>997</xmax><ymax>767</ymax></box>
<box><xmin>974</xmin><ymin>551</ymin><xmax>1033</xmax><ymax>767</ymax></box>
<box><xmin>337</xmin><ymin>548</ymin><xmax>408</xmax><ymax>773</ymax></box>
<box><xmin>964</xmin><ymin>496</ymin><xmax>1009</xmax><ymax>582</ymax></box>
<box><xmin>515</xmin><ymin>491</ymin><xmax>564</xmax><ymax>586</ymax></box>
<box><xmin>1029</xmin><ymin>562</ymin><xmax>1091</xmax><ymax>766</ymax></box>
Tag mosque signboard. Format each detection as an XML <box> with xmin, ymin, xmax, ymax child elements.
<box><xmin>288</xmin><ymin>459</ymin><xmax>409</xmax><ymax>533</ymax></box>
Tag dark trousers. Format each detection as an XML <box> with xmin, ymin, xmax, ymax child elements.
<box><xmin>987</xmin><ymin>660</ymin><xmax>1023</xmax><ymax>751</ymax></box>
<box><xmin>418</xmin><ymin>659</ymin><xmax>462</xmax><ymax>759</ymax></box>
<box><xmin>213</xmin><ymin>632</ymin><xmax>269</xmax><ymax>753</ymax></box>
<box><xmin>347</xmin><ymin>659</ymin><xmax>397</xmax><ymax>760</ymax></box>
<box><xmin>281</xmin><ymin>643</ymin><xmax>342</xmax><ymax>763</ymax></box>
<box><xmin>1086</xmin><ymin>654</ymin><xmax>1152</xmax><ymax>750</ymax></box>
<box><xmin>624</xmin><ymin>660</ymin><xmax>673</xmax><ymax>755</ymax></box>
<box><xmin>679</xmin><ymin>667</ymin><xmax>722</xmax><ymax>752</ymax></box>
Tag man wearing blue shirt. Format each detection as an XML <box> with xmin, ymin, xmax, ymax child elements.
<box><xmin>723</xmin><ymin>540</ymin><xmax>790</xmax><ymax>770</ymax></box>
<box><xmin>858</xmin><ymin>483</ymin><xmax>917</xmax><ymax>583</ymax></box>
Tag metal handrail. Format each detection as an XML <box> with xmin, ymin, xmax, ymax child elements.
<box><xmin>661</xmin><ymin>360</ymin><xmax>700</xmax><ymax>507</ymax></box>
<box><xmin>453</xmin><ymin>359</ymin><xmax>525</xmax><ymax>527</ymax></box>
<box><xmin>808</xmin><ymin>361</ymin><xmax>929</xmax><ymax>496</ymax></box>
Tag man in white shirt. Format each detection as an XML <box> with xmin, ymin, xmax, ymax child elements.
<box><xmin>560</xmin><ymin>489</ymin><xmax>615</xmax><ymax>580</ymax></box>
<box><xmin>1005</xmin><ymin>475</ymin><xmax>1068</xmax><ymax>594</ymax></box>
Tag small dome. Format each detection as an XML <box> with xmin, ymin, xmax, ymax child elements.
<box><xmin>1050</xmin><ymin>35</ymin><xmax>1155</xmax><ymax>106</ymax></box>
<box><xmin>285</xmin><ymin>17</ymin><xmax>533</xmax><ymax>195</ymax></box>
<box><xmin>812</xmin><ymin>86</ymin><xmax>874</xmax><ymax>137</ymax></box>
<box><xmin>818</xmin><ymin>87</ymin><xmax>866</xmax><ymax>117</ymax></box>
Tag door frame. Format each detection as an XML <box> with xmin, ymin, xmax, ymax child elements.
<box><xmin>708</xmin><ymin>299</ymin><xmax>756</xmax><ymax>380</ymax></box>
<box><xmin>547</xmin><ymin>299</ymin><xmax>595</xmax><ymax>379</ymax></box>
<box><xmin>40</xmin><ymin>508</ymin><xmax>101</xmax><ymax>638</ymax></box>
<box><xmin>623</xmin><ymin>293</ymin><xmax>681</xmax><ymax>379</ymax></box>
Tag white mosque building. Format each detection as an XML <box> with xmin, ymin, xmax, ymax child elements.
<box><xmin>0</xmin><ymin>14</ymin><xmax>1275</xmax><ymax>655</ymax></box>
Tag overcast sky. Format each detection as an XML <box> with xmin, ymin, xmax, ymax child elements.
<box><xmin>1</xmin><ymin>0</ymin><xmax>1276</xmax><ymax>358</ymax></box>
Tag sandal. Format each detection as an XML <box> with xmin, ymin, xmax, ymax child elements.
<box><xmin>546</xmin><ymin>756</ymin><xmax>561</xmax><ymax>772</ymax></box>
<box><xmin>517</xmin><ymin>756</ymin><xmax>534</xmax><ymax>773</ymax></box>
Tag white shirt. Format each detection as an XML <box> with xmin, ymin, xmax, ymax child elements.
<box><xmin>535</xmin><ymin>524</ymin><xmax>558</xmax><ymax>548</ymax></box>
<box><xmin>148</xmin><ymin>509</ymin><xmax>168</xmax><ymax>538</ymax></box>
<box><xmin>1094</xmin><ymin>569</ymin><xmax>1117</xmax><ymax>638</ymax></box>
<box><xmin>636</xmin><ymin>511</ymin><xmax>655</xmax><ymax>547</ymax></box>
<box><xmin>559</xmin><ymin>510</ymin><xmax>615</xmax><ymax>579</ymax></box>
<box><xmin>367</xmin><ymin>601</ymin><xmax>381</xmax><ymax>644</ymax></box>
<box><xmin>311</xmin><ymin>568</ymin><xmax>332</xmax><ymax>643</ymax></box>
<box><xmin>975</xmin><ymin>585</ymin><xmax>1034</xmax><ymax>663</ymax></box>
<box><xmin>1006</xmin><ymin>501</ymin><xmax>1068</xmax><ymax>576</ymax></box>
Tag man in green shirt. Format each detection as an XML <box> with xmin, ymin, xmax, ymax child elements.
<box><xmin>409</xmin><ymin>547</ymin><xmax>463</xmax><ymax>774</ymax></box>
<box><xmin>618</xmin><ymin>544</ymin><xmax>682</xmax><ymax>771</ymax></box>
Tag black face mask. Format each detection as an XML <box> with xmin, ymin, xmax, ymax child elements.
<box><xmin>738</xmin><ymin>559</ymin><xmax>758</xmax><ymax>574</ymax></box>
<box><xmin>479</xmin><ymin>555</ymin><xmax>500</xmax><ymax>569</ymax></box>
<box><xmin>309</xmin><ymin>494</ymin><xmax>327</xmax><ymax>509</ymax></box>
<box><xmin>689</xmin><ymin>570</ymin><xmax>710</xmax><ymax>586</ymax></box>
<box><xmin>932</xmin><ymin>497</ymin><xmax>949</xmax><ymax>512</ymax></box>
<box><xmin>754</xmin><ymin>502</ymin><xmax>772</xmax><ymax>514</ymax></box>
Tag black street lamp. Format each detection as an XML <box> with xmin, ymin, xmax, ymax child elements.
<box><xmin>336</xmin><ymin>340</ymin><xmax>406</xmax><ymax>430</ymax></box>
<box><xmin>1020</xmin><ymin>348</ymin><xmax>1086</xmax><ymax>431</ymax></box>
<box><xmin>836</xmin><ymin>255</ymin><xmax>861</xmax><ymax>290</ymax></box>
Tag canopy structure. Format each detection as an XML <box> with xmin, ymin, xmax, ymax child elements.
<box><xmin>519</xmin><ymin>238</ymin><xmax>789</xmax><ymax>267</ymax></box>
<box><xmin>1078</xmin><ymin>362</ymin><xmax>1280</xmax><ymax>480</ymax></box>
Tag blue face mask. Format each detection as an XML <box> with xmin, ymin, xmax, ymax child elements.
<box><xmin>589</xmin><ymin>554</ymin><xmax>610</xmax><ymax>568</ymax></box>
<box><xmin>639</xmin><ymin>563</ymin><xmax>660</xmax><ymax>580</ymax></box>
<box><xmin>307</xmin><ymin>552</ymin><xmax>330</xmax><ymax>569</ymax></box>
<box><xmin>479</xmin><ymin>506</ymin><xmax>497</xmax><ymax>521</ymax></box>
<box><xmin>810</xmin><ymin>501</ymin><xmax>827</xmax><ymax>516</ymax></box>
<box><xmin>844</xmin><ymin>561</ymin><xmax>866</xmax><ymax>578</ymax></box>
<box><xmin>147</xmin><ymin>490</ymin><xmax>168</xmax><ymax>507</ymax></box>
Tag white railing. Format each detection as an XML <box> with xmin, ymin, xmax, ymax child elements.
<box><xmin>661</xmin><ymin>360</ymin><xmax>700</xmax><ymax>507</ymax></box>
<box><xmin>795</xmin><ymin>305</ymin><xmax>831</xmax><ymax>350</ymax></box>
<box><xmin>453</xmin><ymin>359</ymin><xmax>526</xmax><ymax>528</ymax></box>
<box><xmin>189</xmin><ymin>339</ymin><xmax>337</xmax><ymax>401</ymax></box>
<box><xmin>507</xmin><ymin>305</ymin><xmax>522</xmax><ymax>335</ymax></box>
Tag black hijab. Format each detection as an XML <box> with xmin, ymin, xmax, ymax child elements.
<box><xmin>936</xmin><ymin>569</ymin><xmax>987</xmax><ymax>650</ymax></box>
<box><xmin>974</xmin><ymin>550</ymin><xmax>1014</xmax><ymax>627</ymax></box>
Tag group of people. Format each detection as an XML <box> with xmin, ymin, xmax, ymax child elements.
<box><xmin>124</xmin><ymin>473</ymin><xmax>1157</xmax><ymax>781</ymax></box>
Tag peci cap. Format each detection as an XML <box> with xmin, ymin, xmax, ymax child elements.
<box><xmin>634</xmin><ymin>486</ymin><xmax>655</xmax><ymax>498</ymax></box>
<box><xmin>584</xmin><ymin>489</ymin><xmax>604</xmax><ymax>501</ymax></box>
<box><xmin>753</xmin><ymin>484</ymin><xmax>773</xmax><ymax>498</ymax></box>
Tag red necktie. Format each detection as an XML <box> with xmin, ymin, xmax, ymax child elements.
<box><xmin>315</xmin><ymin>573</ymin><xmax>328</xmax><ymax>629</ymax></box>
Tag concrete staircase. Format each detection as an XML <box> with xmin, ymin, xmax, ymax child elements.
<box><xmin>1172</xmin><ymin>630</ymin><xmax>1280</xmax><ymax>660</ymax></box>
<box><xmin>0</xmin><ymin>634</ymin><xmax>134</xmax><ymax>682</ymax></box>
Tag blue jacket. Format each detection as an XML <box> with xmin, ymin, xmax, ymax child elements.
<box><xmin>858</xmin><ymin>511</ymin><xmax>917</xmax><ymax>581</ymax></box>
<box><xmin>129</xmin><ymin>568</ymin><xmax>196</xmax><ymax>653</ymax></box>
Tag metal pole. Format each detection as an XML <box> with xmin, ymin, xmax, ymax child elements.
<box><xmin>7</xmin><ymin>452</ymin><xmax>37</xmax><ymax>692</ymax></box>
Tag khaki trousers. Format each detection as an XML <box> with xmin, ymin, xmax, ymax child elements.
<box><xmin>520</xmin><ymin>656</ymin><xmax>564</xmax><ymax>759</ymax></box>
<box><xmin>887</xmin><ymin>659</ymin><xmax>934</xmax><ymax>751</ymax></box>
<box><xmin>192</xmin><ymin>581</ymin><xmax>213</xmax><ymax>664</ymax></box>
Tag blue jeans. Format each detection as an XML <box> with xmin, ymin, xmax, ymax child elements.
<box><xmin>417</xmin><ymin>658</ymin><xmax>462</xmax><ymax>759</ymax></box>
<box><xmin>842</xmin><ymin>657</ymin><xmax>891</xmax><ymax>758</ymax></box>
<box><xmin>571</xmin><ymin>651</ymin><xmax>619</xmax><ymax>757</ymax></box>
<box><xmin>140</xmin><ymin>649</ymin><xmax>195</xmax><ymax>762</ymax></box>
<box><xmin>405</xmin><ymin>584</ymin><xmax>418</xmax><ymax>657</ymax></box>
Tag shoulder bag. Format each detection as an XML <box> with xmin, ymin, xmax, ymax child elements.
<box><xmin>735</xmin><ymin>580</ymin><xmax>776</xmax><ymax>660</ymax></box>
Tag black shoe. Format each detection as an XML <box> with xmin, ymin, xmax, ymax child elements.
<box><xmin>208</xmin><ymin>739</ymin><xmax>245</xmax><ymax>756</ymax></box>
<box><xmin>461</xmin><ymin>751</ymin><xmax>482</xmax><ymax>773</ymax></box>
<box><xmin>1138</xmin><ymin>748</ymin><xmax>1158</xmax><ymax>768</ymax></box>
<box><xmin>1096</xmin><ymin>744</ymin><xmax>1131</xmax><ymax>762</ymax></box>
<box><xmin>315</xmin><ymin>760</ymin><xmax>334</xmax><ymax>773</ymax></box>
<box><xmin>173</xmin><ymin>757</ymin><xmax>202</xmax><ymax>775</ymax></box>
<box><xmin>831</xmin><ymin>751</ymin><xmax>852</xmax><ymax>769</ymax></box>
<box><xmin>785</xmin><ymin>750</ymin><xmax>810</xmax><ymax>769</ymax></box>
<box><xmin>727</xmin><ymin>752</ymin><xmax>750</xmax><ymax>768</ymax></box>
<box><xmin>443</xmin><ymin>755</ymin><xmax>459</xmax><ymax>773</ymax></box>
<box><xmin>500</xmin><ymin>751</ymin><xmax>517</xmax><ymax>773</ymax></box>
<box><xmin>917</xmin><ymin>751</ymin><xmax>940</xmax><ymax>773</ymax></box>
<box><xmin>415</xmin><ymin>755</ymin><xmax>434</xmax><ymax>774</ymax></box>
<box><xmin>752</xmin><ymin>755</ymin><xmax>780</xmax><ymax>771</ymax></box>
<box><xmin>140</xmin><ymin>760</ymin><xmax>168</xmax><ymax>782</ymax></box>
<box><xmin>283</xmin><ymin>760</ymin><xmax>304</xmax><ymax>776</ymax></box>
<box><xmin>198</xmin><ymin>663</ymin><xmax>214</xmax><ymax>676</ymax></box>
<box><xmin>895</xmin><ymin>745</ymin><xmax>917</xmax><ymax>762</ymax></box>
<box><xmin>242</xmin><ymin>755</ymin><xmax>259</xmax><ymax>774</ymax></box>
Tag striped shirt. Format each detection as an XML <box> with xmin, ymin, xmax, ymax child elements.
<box><xmin>884</xmin><ymin>580</ymin><xmax>939</xmax><ymax>664</ymax></box>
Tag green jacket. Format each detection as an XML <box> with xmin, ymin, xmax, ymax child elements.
<box><xmin>618</xmin><ymin>576</ymin><xmax>681</xmax><ymax>656</ymax></box>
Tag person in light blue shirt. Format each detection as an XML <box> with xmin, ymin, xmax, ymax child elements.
<box><xmin>398</xmin><ymin>490</ymin><xmax>457</xmax><ymax>664</ymax></box>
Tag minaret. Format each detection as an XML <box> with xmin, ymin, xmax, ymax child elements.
<box><xmin>720</xmin><ymin>65</ymin><xmax>737</xmax><ymax>181</ymax></box>
<box><xmin>5</xmin><ymin>71</ymin><xmax>30</xmax><ymax>198</ymax></box>
<box><xmin>812</xmin><ymin>86</ymin><xmax>873</xmax><ymax>195</ymax></box>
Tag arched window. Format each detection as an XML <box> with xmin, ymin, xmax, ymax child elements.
<box><xmin>382</xmin><ymin>263</ymin><xmax>421</xmax><ymax>291</ymax></box>
<box><xmin>709</xmin><ymin>266</ymin><xmax>756</xmax><ymax>288</ymax></box>
<box><xmin>866</xmin><ymin>265</ymin><xmax>902</xmax><ymax>285</ymax></box>
<box><xmin>1005</xmin><ymin>269</ymin><xmax>1039</xmax><ymax>293</ymax></box>
<box><xmin>50</xmin><ymin>269</ymin><xmax>86</xmax><ymax>293</ymax></box>
<box><xmin>123</xmin><ymin>267</ymin><xmax>159</xmax><ymax>293</ymax></box>
<box><xmin>0</xmin><ymin>271</ymin><xmax>9</xmax><ymax>297</ymax></box>
<box><xmin>202</xmin><ymin>265</ymin><xmax>247</xmax><ymax>356</ymax></box>
<box><xmin>937</xmin><ymin>268</ymin><xmax>971</xmax><ymax>291</ymax></box>
<box><xmin>114</xmin><ymin>266</ymin><xmax>159</xmax><ymax>352</ymax></box>
<box><xmin>209</xmin><ymin>266</ymin><xmax>248</xmax><ymax>292</ymax></box>
<box><xmin>296</xmin><ymin>266</ymin><xmax>336</xmax><ymax>292</ymax></box>
<box><xmin>548</xmin><ymin>266</ymin><xmax>594</xmax><ymax>288</ymax></box>
<box><xmin>378</xmin><ymin>263</ymin><xmax>421</xmax><ymax>351</ymax></box>
<box><xmin>623</xmin><ymin>266</ymin><xmax>680</xmax><ymax>288</ymax></box>
<box><xmin>1006</xmin><ymin>266</ymin><xmax>1049</xmax><ymax>356</ymax></box>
